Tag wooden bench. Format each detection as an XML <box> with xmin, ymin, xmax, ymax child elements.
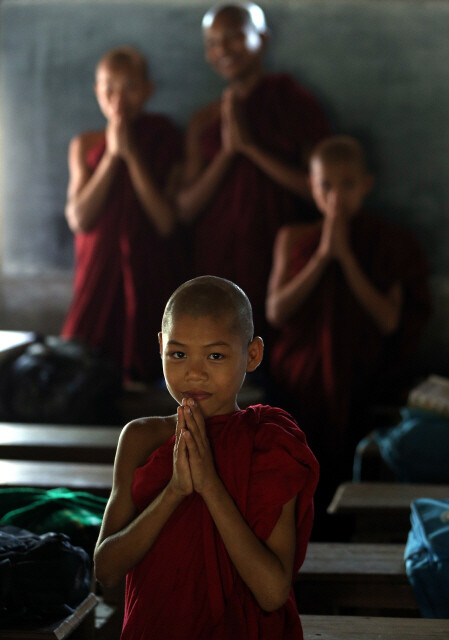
<box><xmin>328</xmin><ymin>481</ymin><xmax>449</xmax><ymax>541</ymax></box>
<box><xmin>0</xmin><ymin>423</ymin><xmax>122</xmax><ymax>463</ymax></box>
<box><xmin>0</xmin><ymin>592</ymin><xmax>97</xmax><ymax>639</ymax></box>
<box><xmin>0</xmin><ymin>330</ymin><xmax>35</xmax><ymax>361</ymax></box>
<box><xmin>295</xmin><ymin>542</ymin><xmax>418</xmax><ymax>614</ymax></box>
<box><xmin>301</xmin><ymin>614</ymin><xmax>449</xmax><ymax>639</ymax></box>
<box><xmin>0</xmin><ymin>459</ymin><xmax>113</xmax><ymax>497</ymax></box>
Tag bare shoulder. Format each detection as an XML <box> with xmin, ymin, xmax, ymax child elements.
<box><xmin>275</xmin><ymin>222</ymin><xmax>317</xmax><ymax>253</ymax></box>
<box><xmin>187</xmin><ymin>100</ymin><xmax>221</xmax><ymax>136</ymax></box>
<box><xmin>117</xmin><ymin>414</ymin><xmax>177</xmax><ymax>469</ymax></box>
<box><xmin>69</xmin><ymin>130</ymin><xmax>104</xmax><ymax>158</ymax></box>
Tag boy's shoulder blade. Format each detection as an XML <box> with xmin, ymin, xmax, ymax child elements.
<box><xmin>278</xmin><ymin>222</ymin><xmax>319</xmax><ymax>247</ymax></box>
<box><xmin>74</xmin><ymin>130</ymin><xmax>105</xmax><ymax>152</ymax></box>
<box><xmin>189</xmin><ymin>100</ymin><xmax>221</xmax><ymax>131</ymax></box>
<box><xmin>120</xmin><ymin>415</ymin><xmax>176</xmax><ymax>464</ymax></box>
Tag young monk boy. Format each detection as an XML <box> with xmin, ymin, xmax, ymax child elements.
<box><xmin>177</xmin><ymin>2</ymin><xmax>330</xmax><ymax>342</ymax></box>
<box><xmin>266</xmin><ymin>136</ymin><xmax>430</xmax><ymax>532</ymax></box>
<box><xmin>94</xmin><ymin>275</ymin><xmax>319</xmax><ymax>639</ymax></box>
<box><xmin>62</xmin><ymin>46</ymin><xmax>183</xmax><ymax>384</ymax></box>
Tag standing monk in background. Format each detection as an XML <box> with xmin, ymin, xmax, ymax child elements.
<box><xmin>177</xmin><ymin>2</ymin><xmax>330</xmax><ymax>346</ymax></box>
<box><xmin>62</xmin><ymin>47</ymin><xmax>183</xmax><ymax>384</ymax></box>
<box><xmin>266</xmin><ymin>136</ymin><xmax>430</xmax><ymax>535</ymax></box>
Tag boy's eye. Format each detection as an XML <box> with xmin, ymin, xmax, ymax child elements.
<box><xmin>170</xmin><ymin>351</ymin><xmax>186</xmax><ymax>359</ymax></box>
<box><xmin>208</xmin><ymin>352</ymin><xmax>224</xmax><ymax>360</ymax></box>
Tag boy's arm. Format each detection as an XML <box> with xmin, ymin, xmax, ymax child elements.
<box><xmin>339</xmin><ymin>250</ymin><xmax>403</xmax><ymax>334</ymax></box>
<box><xmin>182</xmin><ymin>402</ymin><xmax>297</xmax><ymax>612</ymax></box>
<box><xmin>222</xmin><ymin>88</ymin><xmax>312</xmax><ymax>200</ymax></box>
<box><xmin>266</xmin><ymin>225</ymin><xmax>330</xmax><ymax>327</ymax></box>
<box><xmin>176</xmin><ymin>104</ymin><xmax>235</xmax><ymax>223</ymax></box>
<box><xmin>65</xmin><ymin>132</ymin><xmax>121</xmax><ymax>234</ymax></box>
<box><xmin>116</xmin><ymin>116</ymin><xmax>177</xmax><ymax>237</ymax></box>
<box><xmin>94</xmin><ymin>415</ymin><xmax>190</xmax><ymax>589</ymax></box>
<box><xmin>332</xmin><ymin>216</ymin><xmax>403</xmax><ymax>334</ymax></box>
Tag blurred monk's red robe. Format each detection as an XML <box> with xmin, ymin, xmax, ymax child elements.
<box><xmin>62</xmin><ymin>114</ymin><xmax>183</xmax><ymax>382</ymax></box>
<box><xmin>122</xmin><ymin>404</ymin><xmax>319</xmax><ymax>640</ymax></box>
<box><xmin>271</xmin><ymin>212</ymin><xmax>431</xmax><ymax>485</ymax></box>
<box><xmin>194</xmin><ymin>74</ymin><xmax>330</xmax><ymax>339</ymax></box>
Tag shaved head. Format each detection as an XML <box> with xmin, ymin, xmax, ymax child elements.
<box><xmin>162</xmin><ymin>276</ymin><xmax>254</xmax><ymax>346</ymax></box>
<box><xmin>310</xmin><ymin>135</ymin><xmax>368</xmax><ymax>173</ymax></box>
<box><xmin>96</xmin><ymin>46</ymin><xmax>150</xmax><ymax>82</ymax></box>
<box><xmin>202</xmin><ymin>2</ymin><xmax>268</xmax><ymax>34</ymax></box>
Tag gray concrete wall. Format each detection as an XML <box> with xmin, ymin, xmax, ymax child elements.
<box><xmin>0</xmin><ymin>0</ymin><xmax>447</xmax><ymax>372</ymax></box>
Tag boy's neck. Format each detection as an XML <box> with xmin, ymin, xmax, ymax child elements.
<box><xmin>229</xmin><ymin>69</ymin><xmax>264</xmax><ymax>98</ymax></box>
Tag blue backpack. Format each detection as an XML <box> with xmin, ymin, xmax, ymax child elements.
<box><xmin>404</xmin><ymin>498</ymin><xmax>449</xmax><ymax>618</ymax></box>
<box><xmin>356</xmin><ymin>407</ymin><xmax>449</xmax><ymax>483</ymax></box>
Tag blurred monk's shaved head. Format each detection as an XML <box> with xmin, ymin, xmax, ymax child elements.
<box><xmin>96</xmin><ymin>46</ymin><xmax>150</xmax><ymax>82</ymax></box>
<box><xmin>202</xmin><ymin>2</ymin><xmax>268</xmax><ymax>34</ymax></box>
<box><xmin>162</xmin><ymin>276</ymin><xmax>254</xmax><ymax>346</ymax></box>
<box><xmin>310</xmin><ymin>135</ymin><xmax>368</xmax><ymax>173</ymax></box>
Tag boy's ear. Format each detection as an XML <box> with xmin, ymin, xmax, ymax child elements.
<box><xmin>246</xmin><ymin>336</ymin><xmax>264</xmax><ymax>372</ymax></box>
<box><xmin>158</xmin><ymin>332</ymin><xmax>163</xmax><ymax>356</ymax></box>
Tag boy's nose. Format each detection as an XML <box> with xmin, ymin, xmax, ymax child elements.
<box><xmin>185</xmin><ymin>360</ymin><xmax>207</xmax><ymax>380</ymax></box>
<box><xmin>213</xmin><ymin>38</ymin><xmax>231</xmax><ymax>56</ymax></box>
<box><xmin>329</xmin><ymin>190</ymin><xmax>343</xmax><ymax>206</ymax></box>
<box><xmin>111</xmin><ymin>91</ymin><xmax>125</xmax><ymax>108</ymax></box>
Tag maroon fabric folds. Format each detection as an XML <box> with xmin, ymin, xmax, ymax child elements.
<box><xmin>122</xmin><ymin>404</ymin><xmax>319</xmax><ymax>640</ymax></box>
<box><xmin>271</xmin><ymin>212</ymin><xmax>431</xmax><ymax>452</ymax></box>
<box><xmin>61</xmin><ymin>114</ymin><xmax>183</xmax><ymax>381</ymax></box>
<box><xmin>193</xmin><ymin>74</ymin><xmax>330</xmax><ymax>337</ymax></box>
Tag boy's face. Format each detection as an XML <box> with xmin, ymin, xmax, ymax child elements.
<box><xmin>203</xmin><ymin>12</ymin><xmax>265</xmax><ymax>83</ymax></box>
<box><xmin>159</xmin><ymin>313</ymin><xmax>262</xmax><ymax>419</ymax></box>
<box><xmin>95</xmin><ymin>63</ymin><xmax>152</xmax><ymax>122</ymax></box>
<box><xmin>310</xmin><ymin>159</ymin><xmax>373</xmax><ymax>220</ymax></box>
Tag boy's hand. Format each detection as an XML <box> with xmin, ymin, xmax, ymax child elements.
<box><xmin>319</xmin><ymin>213</ymin><xmax>351</xmax><ymax>261</ymax></box>
<box><xmin>106</xmin><ymin>116</ymin><xmax>135</xmax><ymax>160</ymax></box>
<box><xmin>331</xmin><ymin>214</ymin><xmax>352</xmax><ymax>262</ymax></box>
<box><xmin>170</xmin><ymin>406</ymin><xmax>194</xmax><ymax>497</ymax></box>
<box><xmin>221</xmin><ymin>88</ymin><xmax>252</xmax><ymax>154</ymax></box>
<box><xmin>181</xmin><ymin>399</ymin><xmax>218</xmax><ymax>496</ymax></box>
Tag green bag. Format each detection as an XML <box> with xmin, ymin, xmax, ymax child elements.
<box><xmin>0</xmin><ymin>487</ymin><xmax>107</xmax><ymax>555</ymax></box>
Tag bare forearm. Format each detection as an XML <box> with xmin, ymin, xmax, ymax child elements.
<box><xmin>202</xmin><ymin>478</ymin><xmax>291</xmax><ymax>612</ymax></box>
<box><xmin>177</xmin><ymin>150</ymin><xmax>234</xmax><ymax>223</ymax></box>
<box><xmin>65</xmin><ymin>151</ymin><xmax>120</xmax><ymax>233</ymax></box>
<box><xmin>267</xmin><ymin>251</ymin><xmax>329</xmax><ymax>327</ymax></box>
<box><xmin>340</xmin><ymin>253</ymin><xmax>401</xmax><ymax>334</ymax></box>
<box><xmin>242</xmin><ymin>143</ymin><xmax>311</xmax><ymax>199</ymax></box>
<box><xmin>94</xmin><ymin>483</ymin><xmax>183</xmax><ymax>588</ymax></box>
<box><xmin>126</xmin><ymin>150</ymin><xmax>175</xmax><ymax>237</ymax></box>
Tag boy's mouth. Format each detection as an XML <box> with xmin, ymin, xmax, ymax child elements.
<box><xmin>182</xmin><ymin>390</ymin><xmax>212</xmax><ymax>402</ymax></box>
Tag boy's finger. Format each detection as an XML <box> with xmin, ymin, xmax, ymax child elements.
<box><xmin>176</xmin><ymin>406</ymin><xmax>185</xmax><ymax>434</ymax></box>
<box><xmin>183</xmin><ymin>402</ymin><xmax>206</xmax><ymax>442</ymax></box>
<box><xmin>189</xmin><ymin>402</ymin><xmax>206</xmax><ymax>437</ymax></box>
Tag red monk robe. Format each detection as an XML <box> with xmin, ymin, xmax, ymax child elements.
<box><xmin>270</xmin><ymin>212</ymin><xmax>431</xmax><ymax>477</ymax></box>
<box><xmin>194</xmin><ymin>74</ymin><xmax>330</xmax><ymax>338</ymax></box>
<box><xmin>122</xmin><ymin>404</ymin><xmax>319</xmax><ymax>640</ymax></box>
<box><xmin>62</xmin><ymin>114</ymin><xmax>183</xmax><ymax>382</ymax></box>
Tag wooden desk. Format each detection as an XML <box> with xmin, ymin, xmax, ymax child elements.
<box><xmin>328</xmin><ymin>481</ymin><xmax>449</xmax><ymax>541</ymax></box>
<box><xmin>302</xmin><ymin>614</ymin><xmax>449</xmax><ymax>639</ymax></box>
<box><xmin>0</xmin><ymin>423</ymin><xmax>122</xmax><ymax>463</ymax></box>
<box><xmin>296</xmin><ymin>542</ymin><xmax>417</xmax><ymax>614</ymax></box>
<box><xmin>0</xmin><ymin>330</ymin><xmax>35</xmax><ymax>361</ymax></box>
<box><xmin>0</xmin><ymin>459</ymin><xmax>113</xmax><ymax>497</ymax></box>
<box><xmin>0</xmin><ymin>592</ymin><xmax>97</xmax><ymax>639</ymax></box>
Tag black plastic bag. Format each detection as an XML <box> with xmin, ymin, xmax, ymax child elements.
<box><xmin>0</xmin><ymin>524</ymin><xmax>91</xmax><ymax>624</ymax></box>
<box><xmin>0</xmin><ymin>336</ymin><xmax>121</xmax><ymax>423</ymax></box>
